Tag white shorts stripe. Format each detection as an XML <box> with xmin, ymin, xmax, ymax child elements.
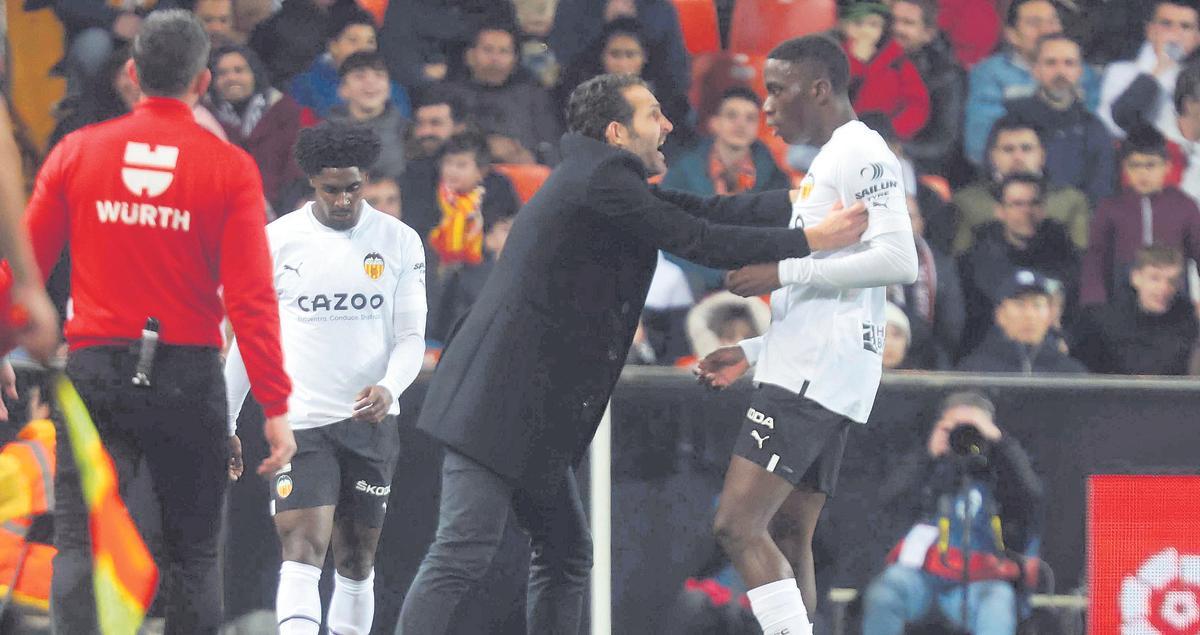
<box><xmin>766</xmin><ymin>454</ymin><xmax>780</xmax><ymax>473</ymax></box>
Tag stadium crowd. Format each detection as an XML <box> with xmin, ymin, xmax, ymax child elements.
<box><xmin>6</xmin><ymin>0</ymin><xmax>1199</xmax><ymax>377</ymax></box>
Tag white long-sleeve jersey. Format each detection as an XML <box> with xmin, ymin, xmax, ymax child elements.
<box><xmin>740</xmin><ymin>120</ymin><xmax>918</xmax><ymax>423</ymax></box>
<box><xmin>224</xmin><ymin>202</ymin><xmax>427</xmax><ymax>434</ymax></box>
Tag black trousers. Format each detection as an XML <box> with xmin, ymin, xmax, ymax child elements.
<box><xmin>397</xmin><ymin>449</ymin><xmax>593</xmax><ymax>635</ymax></box>
<box><xmin>51</xmin><ymin>345</ymin><xmax>228</xmax><ymax>635</ymax></box>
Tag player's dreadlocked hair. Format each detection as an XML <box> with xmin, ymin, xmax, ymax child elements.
<box><xmin>294</xmin><ymin>122</ymin><xmax>382</xmax><ymax>176</ymax></box>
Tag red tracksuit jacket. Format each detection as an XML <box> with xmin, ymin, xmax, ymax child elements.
<box><xmin>845</xmin><ymin>39</ymin><xmax>932</xmax><ymax>140</ymax></box>
<box><xmin>22</xmin><ymin>97</ymin><xmax>290</xmax><ymax>416</ymax></box>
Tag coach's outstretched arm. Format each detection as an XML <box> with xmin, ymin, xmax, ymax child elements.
<box><xmin>589</xmin><ymin>158</ymin><xmax>867</xmax><ymax>269</ymax></box>
<box><xmin>650</xmin><ymin>186</ymin><xmax>795</xmax><ymax>228</ymax></box>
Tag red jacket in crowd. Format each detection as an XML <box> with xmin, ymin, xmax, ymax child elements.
<box><xmin>844</xmin><ymin>39</ymin><xmax>931</xmax><ymax>140</ymax></box>
<box><xmin>937</xmin><ymin>0</ymin><xmax>1001</xmax><ymax>69</ymax></box>
<box><xmin>22</xmin><ymin>97</ymin><xmax>290</xmax><ymax>416</ymax></box>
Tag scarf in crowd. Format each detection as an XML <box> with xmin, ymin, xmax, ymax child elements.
<box><xmin>429</xmin><ymin>183</ymin><xmax>485</xmax><ymax>266</ymax></box>
<box><xmin>214</xmin><ymin>92</ymin><xmax>269</xmax><ymax>139</ymax></box>
<box><xmin>888</xmin><ymin>235</ymin><xmax>937</xmax><ymax>323</ymax></box>
<box><xmin>708</xmin><ymin>146</ymin><xmax>756</xmax><ymax>195</ymax></box>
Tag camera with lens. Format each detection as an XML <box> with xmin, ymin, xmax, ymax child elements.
<box><xmin>947</xmin><ymin>423</ymin><xmax>990</xmax><ymax>472</ymax></box>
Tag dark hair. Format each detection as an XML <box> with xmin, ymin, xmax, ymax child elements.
<box><xmin>338</xmin><ymin>50</ymin><xmax>388</xmax><ymax>81</ymax></box>
<box><xmin>1119</xmin><ymin>124</ymin><xmax>1169</xmax><ymax>162</ymax></box>
<box><xmin>133</xmin><ymin>10</ymin><xmax>211</xmax><ymax>97</ymax></box>
<box><xmin>767</xmin><ymin>35</ymin><xmax>851</xmax><ymax>95</ymax></box>
<box><xmin>294</xmin><ymin>122</ymin><xmax>382</xmax><ymax>175</ymax></box>
<box><xmin>857</xmin><ymin>111</ymin><xmax>898</xmax><ymax>143</ymax></box>
<box><xmin>471</xmin><ymin>21</ymin><xmax>518</xmax><ymax>49</ymax></box>
<box><xmin>940</xmin><ymin>391</ymin><xmax>996</xmax><ymax>419</ymax></box>
<box><xmin>717</xmin><ymin>86</ymin><xmax>762</xmax><ymax>110</ymax></box>
<box><xmin>1033</xmin><ymin>32</ymin><xmax>1079</xmax><ymax>60</ymax></box>
<box><xmin>566</xmin><ymin>73</ymin><xmax>647</xmax><ymax>141</ymax></box>
<box><xmin>1006</xmin><ymin>0</ymin><xmax>1056</xmax><ymax>28</ymax></box>
<box><xmin>985</xmin><ymin>113</ymin><xmax>1047</xmax><ymax>154</ymax></box>
<box><xmin>1175</xmin><ymin>61</ymin><xmax>1200</xmax><ymax>114</ymax></box>
<box><xmin>329</xmin><ymin>8</ymin><xmax>376</xmax><ymax>45</ymax></box>
<box><xmin>414</xmin><ymin>84</ymin><xmax>469</xmax><ymax>125</ymax></box>
<box><xmin>992</xmin><ymin>171</ymin><xmax>1045</xmax><ymax>201</ymax></box>
<box><xmin>708</xmin><ymin>304</ymin><xmax>759</xmax><ymax>340</ymax></box>
<box><xmin>894</xmin><ymin>0</ymin><xmax>939</xmax><ymax>28</ymax></box>
<box><xmin>209</xmin><ymin>44</ymin><xmax>269</xmax><ymax>100</ymax></box>
<box><xmin>438</xmin><ymin>131</ymin><xmax>491</xmax><ymax>168</ymax></box>
<box><xmin>1152</xmin><ymin>0</ymin><xmax>1200</xmax><ymax>22</ymax></box>
<box><xmin>602</xmin><ymin>17</ymin><xmax>646</xmax><ymax>47</ymax></box>
<box><xmin>1134</xmin><ymin>244</ymin><xmax>1185</xmax><ymax>270</ymax></box>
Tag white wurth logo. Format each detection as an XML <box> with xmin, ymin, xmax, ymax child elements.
<box><xmin>121</xmin><ymin>142</ymin><xmax>179</xmax><ymax>197</ymax></box>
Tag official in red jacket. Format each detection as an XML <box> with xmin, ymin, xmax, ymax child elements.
<box><xmin>840</xmin><ymin>2</ymin><xmax>931</xmax><ymax>140</ymax></box>
<box><xmin>22</xmin><ymin>11</ymin><xmax>295</xmax><ymax>635</ymax></box>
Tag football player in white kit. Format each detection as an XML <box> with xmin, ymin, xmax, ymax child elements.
<box><xmin>225</xmin><ymin>123</ymin><xmax>427</xmax><ymax>635</ymax></box>
<box><xmin>697</xmin><ymin>35</ymin><xmax>918</xmax><ymax>635</ymax></box>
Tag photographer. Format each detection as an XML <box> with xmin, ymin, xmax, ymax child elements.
<box><xmin>861</xmin><ymin>392</ymin><xmax>1044</xmax><ymax>635</ymax></box>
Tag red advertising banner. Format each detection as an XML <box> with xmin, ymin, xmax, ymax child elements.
<box><xmin>1089</xmin><ymin>475</ymin><xmax>1200</xmax><ymax>634</ymax></box>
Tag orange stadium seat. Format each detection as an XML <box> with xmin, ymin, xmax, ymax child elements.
<box><xmin>355</xmin><ymin>0</ymin><xmax>388</xmax><ymax>26</ymax></box>
<box><xmin>671</xmin><ymin>0</ymin><xmax>721</xmax><ymax>56</ymax></box>
<box><xmin>919</xmin><ymin>174</ymin><xmax>952</xmax><ymax>202</ymax></box>
<box><xmin>493</xmin><ymin>163</ymin><xmax>552</xmax><ymax>204</ymax></box>
<box><xmin>728</xmin><ymin>0</ymin><xmax>838</xmax><ymax>58</ymax></box>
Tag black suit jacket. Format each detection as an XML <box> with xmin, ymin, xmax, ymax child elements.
<box><xmin>416</xmin><ymin>133</ymin><xmax>810</xmax><ymax>493</ymax></box>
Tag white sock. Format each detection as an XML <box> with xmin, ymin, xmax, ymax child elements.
<box><xmin>277</xmin><ymin>561</ymin><xmax>323</xmax><ymax>635</ymax></box>
<box><xmin>327</xmin><ymin>568</ymin><xmax>375</xmax><ymax>635</ymax></box>
<box><xmin>746</xmin><ymin>578</ymin><xmax>812</xmax><ymax>635</ymax></box>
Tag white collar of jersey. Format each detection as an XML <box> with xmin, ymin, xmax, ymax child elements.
<box><xmin>303</xmin><ymin>201</ymin><xmax>379</xmax><ymax>237</ymax></box>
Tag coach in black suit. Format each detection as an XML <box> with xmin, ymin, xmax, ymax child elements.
<box><xmin>396</xmin><ymin>73</ymin><xmax>868</xmax><ymax>635</ymax></box>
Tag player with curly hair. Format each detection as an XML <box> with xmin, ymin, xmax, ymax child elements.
<box><xmin>225</xmin><ymin>121</ymin><xmax>428</xmax><ymax>635</ymax></box>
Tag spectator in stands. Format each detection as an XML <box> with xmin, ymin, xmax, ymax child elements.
<box><xmin>326</xmin><ymin>52</ymin><xmax>410</xmax><ymax>179</ymax></box>
<box><xmin>49</xmin><ymin>45</ymin><xmax>139</xmax><ymax>148</ymax></box>
<box><xmin>964</xmin><ymin>0</ymin><xmax>1101</xmax><ymax>166</ymax></box>
<box><xmin>683</xmin><ymin>292</ymin><xmax>772</xmax><ymax>366</ymax></box>
<box><xmin>549</xmin><ymin>0</ymin><xmax>690</xmax><ymax>120</ymax></box>
<box><xmin>515</xmin><ymin>0</ymin><xmax>562</xmax><ymax>90</ymax></box>
<box><xmin>931</xmin><ymin>0</ymin><xmax>1001</xmax><ymax>69</ymax></box>
<box><xmin>640</xmin><ymin>252</ymin><xmax>696</xmax><ymax>366</ymax></box>
<box><xmin>660</xmin><ymin>87</ymin><xmax>790</xmax><ymax>295</ymax></box>
<box><xmin>958</xmin><ymin>173</ymin><xmax>1080</xmax><ymax>354</ymax></box>
<box><xmin>952</xmin><ymin>115</ymin><xmax>1091</xmax><ymax>253</ymax></box>
<box><xmin>401</xmin><ymin>87</ymin><xmax>516</xmax><ymax>239</ymax></box>
<box><xmin>451</xmin><ymin>23</ymin><xmax>564</xmax><ymax>165</ymax></box>
<box><xmin>426</xmin><ymin>132</ymin><xmax>518</xmax><ymax>342</ymax></box>
<box><xmin>250</xmin><ymin>0</ymin><xmax>361</xmax><ymax>87</ymax></box>
<box><xmin>1098</xmin><ymin>0</ymin><xmax>1200</xmax><ymax>139</ymax></box>
<box><xmin>557</xmin><ymin>18</ymin><xmax>693</xmax><ymax>148</ymax></box>
<box><xmin>892</xmin><ymin>194</ymin><xmax>966</xmax><ymax>369</ymax></box>
<box><xmin>1166</xmin><ymin>60</ymin><xmax>1200</xmax><ymax>202</ymax></box>
<box><xmin>840</xmin><ymin>1</ymin><xmax>931</xmax><ymax>140</ymax></box>
<box><xmin>1068</xmin><ymin>0</ymin><xmax>1157</xmax><ymax>65</ymax></box>
<box><xmin>890</xmin><ymin>0</ymin><xmax>968</xmax><ymax>179</ymax></box>
<box><xmin>288</xmin><ymin>10</ymin><xmax>411</xmax><ymax>120</ymax></box>
<box><xmin>1079</xmin><ymin>126</ymin><xmax>1200</xmax><ymax>306</ymax></box>
<box><xmin>208</xmin><ymin>44</ymin><xmax>306</xmax><ymax>215</ymax></box>
<box><xmin>1005</xmin><ymin>34</ymin><xmax>1115</xmax><ymax>203</ymax></box>
<box><xmin>861</xmin><ymin>391</ymin><xmax>1044</xmax><ymax>633</ymax></box>
<box><xmin>364</xmin><ymin>171</ymin><xmax>402</xmax><ymax>220</ymax></box>
<box><xmin>193</xmin><ymin>0</ymin><xmax>236</xmax><ymax>45</ymax></box>
<box><xmin>375</xmin><ymin>0</ymin><xmax>516</xmax><ymax>91</ymax></box>
<box><xmin>49</xmin><ymin>0</ymin><xmax>145</xmax><ymax>97</ymax></box>
<box><xmin>1074</xmin><ymin>246</ymin><xmax>1199</xmax><ymax>375</ymax></box>
<box><xmin>882</xmin><ymin>302</ymin><xmax>913</xmax><ymax>370</ymax></box>
<box><xmin>958</xmin><ymin>269</ymin><xmax>1087</xmax><ymax>372</ymax></box>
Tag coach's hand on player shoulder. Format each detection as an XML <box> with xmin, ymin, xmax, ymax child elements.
<box><xmin>695</xmin><ymin>346</ymin><xmax>750</xmax><ymax>390</ymax></box>
<box><xmin>227</xmin><ymin>434</ymin><xmax>244</xmax><ymax>481</ymax></box>
<box><xmin>726</xmin><ymin>263</ymin><xmax>782</xmax><ymax>297</ymax></box>
<box><xmin>259</xmin><ymin>414</ymin><xmax>296</xmax><ymax>476</ymax></box>
<box><xmin>352</xmin><ymin>385</ymin><xmax>393</xmax><ymax>424</ymax></box>
<box><xmin>803</xmin><ymin>200</ymin><xmax>868</xmax><ymax>252</ymax></box>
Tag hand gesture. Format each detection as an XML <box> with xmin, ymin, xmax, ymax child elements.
<box><xmin>259</xmin><ymin>414</ymin><xmax>296</xmax><ymax>476</ymax></box>
<box><xmin>695</xmin><ymin>346</ymin><xmax>750</xmax><ymax>390</ymax></box>
<box><xmin>352</xmin><ymin>385</ymin><xmax>393</xmax><ymax>424</ymax></box>
<box><xmin>227</xmin><ymin>434</ymin><xmax>244</xmax><ymax>481</ymax></box>
<box><xmin>725</xmin><ymin>263</ymin><xmax>782</xmax><ymax>297</ymax></box>
<box><xmin>805</xmin><ymin>200</ymin><xmax>868</xmax><ymax>252</ymax></box>
<box><xmin>11</xmin><ymin>281</ymin><xmax>60</xmax><ymax>364</ymax></box>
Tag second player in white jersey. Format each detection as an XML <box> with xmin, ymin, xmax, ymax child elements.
<box><xmin>224</xmin><ymin>200</ymin><xmax>427</xmax><ymax>432</ymax></box>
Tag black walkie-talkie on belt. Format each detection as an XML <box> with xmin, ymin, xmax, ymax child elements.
<box><xmin>131</xmin><ymin>317</ymin><xmax>160</xmax><ymax>387</ymax></box>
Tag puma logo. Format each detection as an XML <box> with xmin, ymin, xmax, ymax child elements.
<box><xmin>751</xmin><ymin>429</ymin><xmax>770</xmax><ymax>449</ymax></box>
<box><xmin>282</xmin><ymin>263</ymin><xmax>302</xmax><ymax>277</ymax></box>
